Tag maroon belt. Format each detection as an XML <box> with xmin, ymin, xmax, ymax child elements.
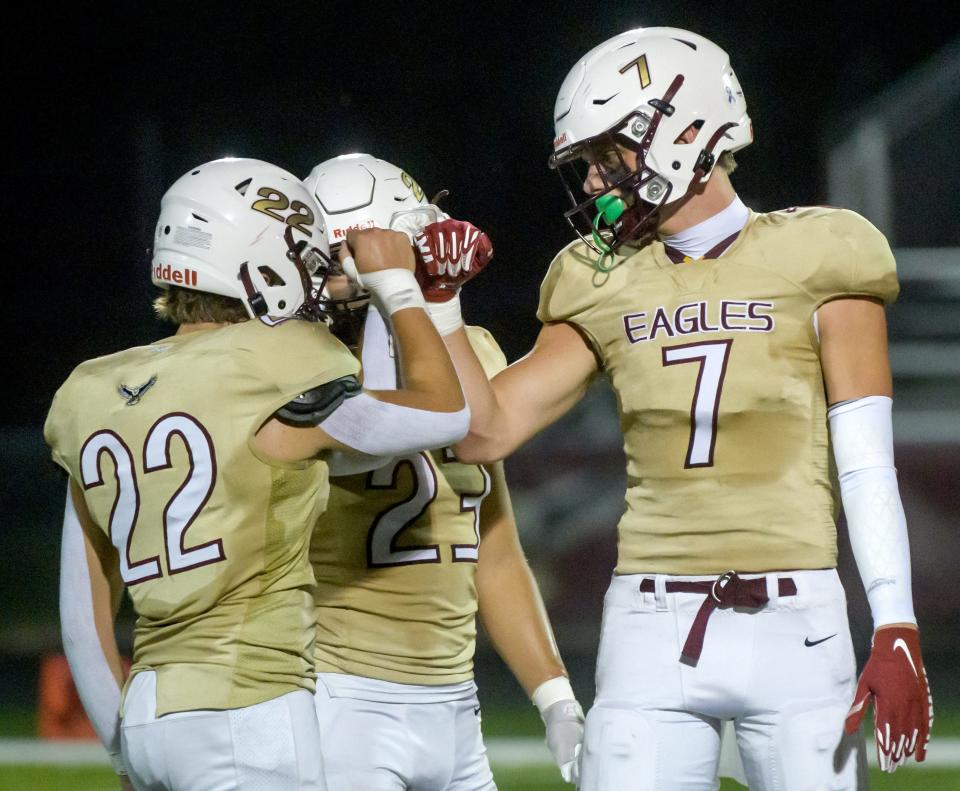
<box><xmin>638</xmin><ymin>571</ymin><xmax>797</xmax><ymax>666</ymax></box>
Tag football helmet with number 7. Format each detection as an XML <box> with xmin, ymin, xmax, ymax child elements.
<box><xmin>550</xmin><ymin>27</ymin><xmax>752</xmax><ymax>255</ymax></box>
<box><xmin>152</xmin><ymin>158</ymin><xmax>332</xmax><ymax>320</ymax></box>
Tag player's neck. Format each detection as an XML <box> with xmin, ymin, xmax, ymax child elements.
<box><xmin>657</xmin><ymin>170</ymin><xmax>739</xmax><ymax>236</ymax></box>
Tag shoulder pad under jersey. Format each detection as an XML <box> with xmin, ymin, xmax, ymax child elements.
<box><xmin>276</xmin><ymin>374</ymin><xmax>362</xmax><ymax>426</ymax></box>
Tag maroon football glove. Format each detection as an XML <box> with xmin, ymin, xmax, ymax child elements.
<box><xmin>414</xmin><ymin>219</ymin><xmax>493</xmax><ymax>302</ymax></box>
<box><xmin>845</xmin><ymin>626</ymin><xmax>932</xmax><ymax>772</ymax></box>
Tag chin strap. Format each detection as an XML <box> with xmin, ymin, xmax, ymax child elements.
<box><xmin>688</xmin><ymin>122</ymin><xmax>736</xmax><ymax>191</ymax></box>
<box><xmin>238</xmin><ymin>262</ymin><xmax>268</xmax><ymax>316</ymax></box>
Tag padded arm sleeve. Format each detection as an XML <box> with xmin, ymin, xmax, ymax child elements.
<box><xmin>318</xmin><ymin>393</ymin><xmax>469</xmax><ymax>456</ymax></box>
<box><xmin>829</xmin><ymin>396</ymin><xmax>916</xmax><ymax>628</ymax></box>
<box><xmin>325</xmin><ymin>450</ymin><xmax>393</xmax><ymax>477</ymax></box>
<box><xmin>59</xmin><ymin>485</ymin><xmax>126</xmax><ymax>774</ymax></box>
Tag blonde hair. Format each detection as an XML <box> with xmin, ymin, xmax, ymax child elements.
<box><xmin>153</xmin><ymin>286</ymin><xmax>248</xmax><ymax>325</ymax></box>
<box><xmin>717</xmin><ymin>150</ymin><xmax>737</xmax><ymax>174</ymax></box>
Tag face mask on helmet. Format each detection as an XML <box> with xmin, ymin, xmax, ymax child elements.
<box><xmin>304</xmin><ymin>153</ymin><xmax>431</xmax><ymax>345</ymax></box>
<box><xmin>152</xmin><ymin>158</ymin><xmax>334</xmax><ymax>322</ymax></box>
<box><xmin>550</xmin><ymin>115</ymin><xmax>677</xmax><ymax>269</ymax></box>
<box><xmin>549</xmin><ymin>27</ymin><xmax>753</xmax><ymax>263</ymax></box>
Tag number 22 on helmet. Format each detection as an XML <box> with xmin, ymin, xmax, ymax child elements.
<box><xmin>152</xmin><ymin>158</ymin><xmax>334</xmax><ymax>320</ymax></box>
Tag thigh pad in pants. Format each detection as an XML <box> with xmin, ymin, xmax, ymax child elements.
<box><xmin>580</xmin><ymin>707</ymin><xmax>656</xmax><ymax>791</ymax></box>
<box><xmin>740</xmin><ymin>702</ymin><xmax>866</xmax><ymax>791</ymax></box>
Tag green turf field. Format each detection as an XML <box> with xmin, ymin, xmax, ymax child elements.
<box><xmin>2</xmin><ymin>704</ymin><xmax>957</xmax><ymax>790</ymax></box>
<box><xmin>0</xmin><ymin>764</ymin><xmax>955</xmax><ymax>790</ymax></box>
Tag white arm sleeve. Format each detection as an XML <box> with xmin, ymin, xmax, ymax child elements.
<box><xmin>326</xmin><ymin>450</ymin><xmax>394</xmax><ymax>477</ymax></box>
<box><xmin>319</xmin><ymin>393</ymin><xmax>469</xmax><ymax>457</ymax></box>
<box><xmin>828</xmin><ymin>395</ymin><xmax>916</xmax><ymax>628</ymax></box>
<box><xmin>59</xmin><ymin>484</ymin><xmax>126</xmax><ymax>774</ymax></box>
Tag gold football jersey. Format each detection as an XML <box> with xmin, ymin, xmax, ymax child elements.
<box><xmin>44</xmin><ymin>317</ymin><xmax>359</xmax><ymax>715</ymax></box>
<box><xmin>538</xmin><ymin>207</ymin><xmax>898</xmax><ymax>575</ymax></box>
<box><xmin>311</xmin><ymin>326</ymin><xmax>507</xmax><ymax>685</ymax></box>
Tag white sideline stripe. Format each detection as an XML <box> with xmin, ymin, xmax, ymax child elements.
<box><xmin>0</xmin><ymin>737</ymin><xmax>959</xmax><ymax>769</ymax></box>
<box><xmin>487</xmin><ymin>737</ymin><xmax>552</xmax><ymax>765</ymax></box>
<box><xmin>485</xmin><ymin>738</ymin><xmax>960</xmax><ymax>770</ymax></box>
<box><xmin>0</xmin><ymin>739</ymin><xmax>110</xmax><ymax>766</ymax></box>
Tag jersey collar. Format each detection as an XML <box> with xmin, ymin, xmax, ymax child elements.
<box><xmin>660</xmin><ymin>196</ymin><xmax>750</xmax><ymax>263</ymax></box>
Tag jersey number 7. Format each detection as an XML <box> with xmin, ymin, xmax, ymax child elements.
<box><xmin>662</xmin><ymin>339</ymin><xmax>732</xmax><ymax>468</ymax></box>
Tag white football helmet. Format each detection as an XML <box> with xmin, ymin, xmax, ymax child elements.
<box><xmin>152</xmin><ymin>158</ymin><xmax>332</xmax><ymax>320</ymax></box>
<box><xmin>304</xmin><ymin>153</ymin><xmax>430</xmax><ymax>246</ymax></box>
<box><xmin>303</xmin><ymin>154</ymin><xmax>434</xmax><ymax>344</ymax></box>
<box><xmin>550</xmin><ymin>27</ymin><xmax>752</xmax><ymax>252</ymax></box>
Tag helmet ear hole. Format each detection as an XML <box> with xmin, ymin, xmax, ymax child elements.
<box><xmin>258</xmin><ymin>266</ymin><xmax>286</xmax><ymax>287</ymax></box>
<box><xmin>675</xmin><ymin>121</ymin><xmax>704</xmax><ymax>145</ymax></box>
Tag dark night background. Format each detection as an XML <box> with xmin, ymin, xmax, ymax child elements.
<box><xmin>6</xmin><ymin>2</ymin><xmax>959</xmax><ymax>423</ymax></box>
<box><xmin>2</xmin><ymin>1</ymin><xmax>960</xmax><ymax>753</ymax></box>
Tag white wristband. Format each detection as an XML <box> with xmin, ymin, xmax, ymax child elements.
<box><xmin>532</xmin><ymin>676</ymin><xmax>577</xmax><ymax>714</ymax></box>
<box><xmin>341</xmin><ymin>258</ymin><xmax>426</xmax><ymax>316</ymax></box>
<box><xmin>426</xmin><ymin>293</ymin><xmax>464</xmax><ymax>336</ymax></box>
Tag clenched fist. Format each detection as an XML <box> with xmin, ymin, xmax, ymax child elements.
<box><xmin>414</xmin><ymin>219</ymin><xmax>493</xmax><ymax>302</ymax></box>
<box><xmin>344</xmin><ymin>228</ymin><xmax>416</xmax><ymax>277</ymax></box>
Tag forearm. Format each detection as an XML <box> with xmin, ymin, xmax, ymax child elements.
<box><xmin>341</xmin><ymin>228</ymin><xmax>464</xmax><ymax>414</ymax></box>
<box><xmin>382</xmin><ymin>306</ymin><xmax>465</xmax><ymax>413</ymax></box>
<box><xmin>60</xmin><ymin>483</ymin><xmax>126</xmax><ymax>772</ymax></box>
<box><xmin>478</xmin><ymin>554</ymin><xmax>567</xmax><ymax>696</ymax></box>
<box><xmin>830</xmin><ymin>396</ymin><xmax>916</xmax><ymax>628</ymax></box>
<box><xmin>477</xmin><ymin>463</ymin><xmax>583</xmax><ymax>784</ymax></box>
<box><xmin>444</xmin><ymin>328</ymin><xmax>515</xmax><ymax>461</ymax></box>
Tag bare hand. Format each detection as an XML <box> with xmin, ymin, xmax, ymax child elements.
<box><xmin>344</xmin><ymin>228</ymin><xmax>415</xmax><ymax>275</ymax></box>
<box><xmin>120</xmin><ymin>775</ymin><xmax>135</xmax><ymax>791</ymax></box>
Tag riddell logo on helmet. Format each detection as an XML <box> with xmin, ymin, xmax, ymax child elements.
<box><xmin>553</xmin><ymin>133</ymin><xmax>569</xmax><ymax>149</ymax></box>
<box><xmin>332</xmin><ymin>220</ymin><xmax>376</xmax><ymax>239</ymax></box>
<box><xmin>153</xmin><ymin>264</ymin><xmax>198</xmax><ymax>287</ymax></box>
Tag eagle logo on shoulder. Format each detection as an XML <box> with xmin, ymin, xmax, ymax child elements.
<box><xmin>118</xmin><ymin>375</ymin><xmax>157</xmax><ymax>406</ymax></box>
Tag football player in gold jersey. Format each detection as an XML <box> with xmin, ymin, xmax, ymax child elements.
<box><xmin>46</xmin><ymin>158</ymin><xmax>470</xmax><ymax>791</ymax></box>
<box><xmin>415</xmin><ymin>27</ymin><xmax>933</xmax><ymax>791</ymax></box>
<box><xmin>301</xmin><ymin>154</ymin><xmax>584</xmax><ymax>790</ymax></box>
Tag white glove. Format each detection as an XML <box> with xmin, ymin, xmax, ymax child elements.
<box><xmin>542</xmin><ymin>699</ymin><xmax>585</xmax><ymax>784</ymax></box>
<box><xmin>388</xmin><ymin>204</ymin><xmax>448</xmax><ymax>242</ymax></box>
<box><xmin>533</xmin><ymin>677</ymin><xmax>584</xmax><ymax>785</ymax></box>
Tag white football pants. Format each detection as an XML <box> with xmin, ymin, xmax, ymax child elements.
<box><xmin>122</xmin><ymin>671</ymin><xmax>325</xmax><ymax>791</ymax></box>
<box><xmin>313</xmin><ymin>677</ymin><xmax>497</xmax><ymax>791</ymax></box>
<box><xmin>581</xmin><ymin>569</ymin><xmax>867</xmax><ymax>791</ymax></box>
